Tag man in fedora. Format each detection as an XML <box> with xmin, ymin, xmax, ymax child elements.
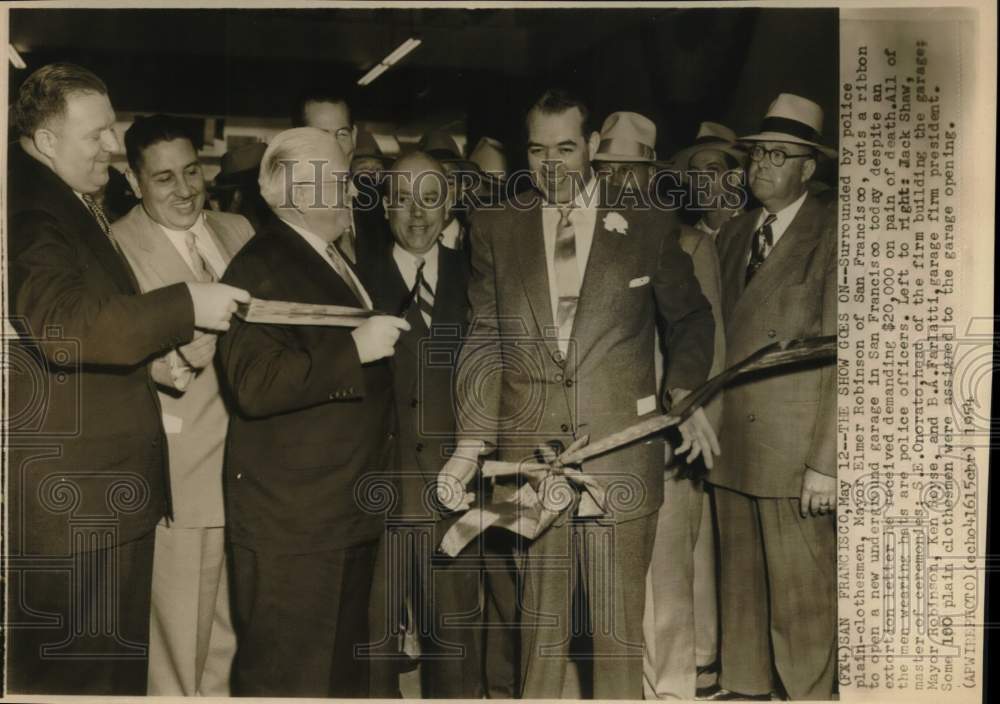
<box><xmin>592</xmin><ymin>111</ymin><xmax>726</xmax><ymax>701</ymax></box>
<box><xmin>669</xmin><ymin>122</ymin><xmax>747</xmax><ymax>245</ymax></box>
<box><xmin>350</xmin><ymin>127</ymin><xmax>391</xmax><ymax>180</ymax></box>
<box><xmin>707</xmin><ymin>93</ymin><xmax>838</xmax><ymax>701</ymax></box>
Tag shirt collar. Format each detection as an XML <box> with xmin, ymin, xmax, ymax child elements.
<box><xmin>759</xmin><ymin>190</ymin><xmax>808</xmax><ymax>238</ymax></box>
<box><xmin>393</xmin><ymin>242</ymin><xmax>439</xmax><ymax>268</ymax></box>
<box><xmin>155</xmin><ymin>211</ymin><xmax>208</xmax><ymax>239</ymax></box>
<box><xmin>281</xmin><ymin>217</ymin><xmax>331</xmax><ymax>254</ymax></box>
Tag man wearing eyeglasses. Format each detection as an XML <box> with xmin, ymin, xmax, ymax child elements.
<box><xmin>706</xmin><ymin>94</ymin><xmax>838</xmax><ymax>701</ymax></box>
<box><xmin>294</xmin><ymin>89</ymin><xmax>392</xmax><ymax>262</ymax></box>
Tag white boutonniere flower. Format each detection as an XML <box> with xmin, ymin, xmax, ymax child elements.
<box><xmin>603</xmin><ymin>212</ymin><xmax>629</xmax><ymax>234</ymax></box>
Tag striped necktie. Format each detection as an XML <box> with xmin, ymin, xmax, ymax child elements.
<box><xmin>745</xmin><ymin>213</ymin><xmax>777</xmax><ymax>284</ymax></box>
<box><xmin>553</xmin><ymin>206</ymin><xmax>580</xmax><ymax>353</ymax></box>
<box><xmin>325</xmin><ymin>241</ymin><xmax>368</xmax><ymax>308</ymax></box>
<box><xmin>413</xmin><ymin>256</ymin><xmax>434</xmax><ymax>328</ymax></box>
<box><xmin>185</xmin><ymin>231</ymin><xmax>217</xmax><ymax>283</ymax></box>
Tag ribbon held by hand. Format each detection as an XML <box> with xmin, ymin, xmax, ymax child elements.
<box><xmin>439</xmin><ymin>335</ymin><xmax>837</xmax><ymax>556</ymax></box>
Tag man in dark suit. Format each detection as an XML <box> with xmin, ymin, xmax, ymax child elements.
<box><xmin>707</xmin><ymin>94</ymin><xmax>838</xmax><ymax>701</ymax></box>
<box><xmin>439</xmin><ymin>89</ymin><xmax>719</xmax><ymax>699</ymax></box>
<box><xmin>217</xmin><ymin>127</ymin><xmax>409</xmax><ymax>698</ymax></box>
<box><xmin>361</xmin><ymin>151</ymin><xmax>491</xmax><ymax>698</ymax></box>
<box><xmin>5</xmin><ymin>63</ymin><xmax>248</xmax><ymax>695</ymax></box>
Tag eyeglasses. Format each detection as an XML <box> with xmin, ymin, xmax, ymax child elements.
<box><xmin>748</xmin><ymin>144</ymin><xmax>814</xmax><ymax>167</ymax></box>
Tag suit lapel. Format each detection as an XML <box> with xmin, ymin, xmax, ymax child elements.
<box><xmin>566</xmin><ymin>204</ymin><xmax>617</xmax><ymax>372</ymax></box>
<box><xmin>132</xmin><ymin>206</ymin><xmax>200</xmax><ymax>290</ymax></box>
<box><xmin>272</xmin><ymin>219</ymin><xmax>367</xmax><ymax>306</ymax></box>
<box><xmin>731</xmin><ymin>195</ymin><xmax>826</xmax><ymax>320</ymax></box>
<box><xmin>204</xmin><ymin>212</ymin><xmax>244</xmax><ymax>261</ymax></box>
<box><xmin>515</xmin><ymin>200</ymin><xmax>561</xmax><ymax>360</ymax></box>
<box><xmin>720</xmin><ymin>211</ymin><xmax>758</xmax><ymax>318</ymax></box>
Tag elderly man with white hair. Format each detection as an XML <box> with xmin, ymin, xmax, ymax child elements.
<box><xmin>217</xmin><ymin>127</ymin><xmax>410</xmax><ymax>698</ymax></box>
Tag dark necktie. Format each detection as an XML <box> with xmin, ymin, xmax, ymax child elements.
<box><xmin>81</xmin><ymin>193</ymin><xmax>120</xmax><ymax>252</ymax></box>
<box><xmin>325</xmin><ymin>241</ymin><xmax>368</xmax><ymax>308</ymax></box>
<box><xmin>745</xmin><ymin>213</ymin><xmax>777</xmax><ymax>284</ymax></box>
<box><xmin>553</xmin><ymin>206</ymin><xmax>580</xmax><ymax>353</ymax></box>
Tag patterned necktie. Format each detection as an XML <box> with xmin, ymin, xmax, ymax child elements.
<box><xmin>81</xmin><ymin>193</ymin><xmax>119</xmax><ymax>251</ymax></box>
<box><xmin>185</xmin><ymin>231</ymin><xmax>217</xmax><ymax>283</ymax></box>
<box><xmin>553</xmin><ymin>206</ymin><xmax>581</xmax><ymax>353</ymax></box>
<box><xmin>412</xmin><ymin>257</ymin><xmax>435</xmax><ymax>328</ymax></box>
<box><xmin>745</xmin><ymin>213</ymin><xmax>777</xmax><ymax>284</ymax></box>
<box><xmin>325</xmin><ymin>240</ymin><xmax>368</xmax><ymax>308</ymax></box>
<box><xmin>337</xmin><ymin>225</ymin><xmax>357</xmax><ymax>265</ymax></box>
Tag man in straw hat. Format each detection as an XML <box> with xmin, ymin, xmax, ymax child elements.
<box><xmin>669</xmin><ymin>121</ymin><xmax>748</xmax><ymax>245</ymax></box>
<box><xmin>706</xmin><ymin>93</ymin><xmax>838</xmax><ymax>701</ymax></box>
<box><xmin>592</xmin><ymin>111</ymin><xmax>726</xmax><ymax>701</ymax></box>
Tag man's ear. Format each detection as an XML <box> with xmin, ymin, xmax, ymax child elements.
<box><xmin>586</xmin><ymin>131</ymin><xmax>601</xmax><ymax>161</ymax></box>
<box><xmin>33</xmin><ymin>128</ymin><xmax>59</xmax><ymax>161</ymax></box>
<box><xmin>801</xmin><ymin>155</ymin><xmax>817</xmax><ymax>184</ymax></box>
<box><xmin>124</xmin><ymin>167</ymin><xmax>142</xmax><ymax>199</ymax></box>
<box><xmin>382</xmin><ymin>193</ymin><xmax>389</xmax><ymax>221</ymax></box>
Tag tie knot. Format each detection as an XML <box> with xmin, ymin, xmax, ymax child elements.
<box><xmin>762</xmin><ymin>213</ymin><xmax>777</xmax><ymax>228</ymax></box>
<box><xmin>557</xmin><ymin>206</ymin><xmax>574</xmax><ymax>226</ymax></box>
<box><xmin>186</xmin><ymin>230</ymin><xmax>198</xmax><ymax>246</ymax></box>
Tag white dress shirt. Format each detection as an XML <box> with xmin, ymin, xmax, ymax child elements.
<box><xmin>282</xmin><ymin>218</ymin><xmax>374</xmax><ymax>309</ymax></box>
<box><xmin>540</xmin><ymin>179</ymin><xmax>599</xmax><ymax>324</ymax></box>
<box><xmin>440</xmin><ymin>219</ymin><xmax>463</xmax><ymax>250</ymax></box>
<box><xmin>747</xmin><ymin>190</ymin><xmax>808</xmax><ymax>264</ymax></box>
<box><xmin>393</xmin><ymin>242</ymin><xmax>440</xmax><ymax>295</ymax></box>
<box><xmin>158</xmin><ymin>213</ymin><xmax>228</xmax><ymax>278</ymax></box>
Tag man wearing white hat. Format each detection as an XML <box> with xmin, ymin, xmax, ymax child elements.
<box><xmin>592</xmin><ymin>111</ymin><xmax>726</xmax><ymax>701</ymax></box>
<box><xmin>669</xmin><ymin>121</ymin><xmax>747</xmax><ymax>246</ymax></box>
<box><xmin>708</xmin><ymin>93</ymin><xmax>837</xmax><ymax>701</ymax></box>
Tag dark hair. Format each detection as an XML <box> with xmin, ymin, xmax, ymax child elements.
<box><xmin>13</xmin><ymin>62</ymin><xmax>108</xmax><ymax>138</ymax></box>
<box><xmin>291</xmin><ymin>89</ymin><xmax>352</xmax><ymax>127</ymax></box>
<box><xmin>123</xmin><ymin>114</ymin><xmax>198</xmax><ymax>173</ymax></box>
<box><xmin>524</xmin><ymin>88</ymin><xmax>596</xmax><ymax>139</ymax></box>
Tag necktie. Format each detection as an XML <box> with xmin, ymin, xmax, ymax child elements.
<box><xmin>185</xmin><ymin>231</ymin><xmax>217</xmax><ymax>283</ymax></box>
<box><xmin>338</xmin><ymin>225</ymin><xmax>357</xmax><ymax>264</ymax></box>
<box><xmin>81</xmin><ymin>193</ymin><xmax>120</xmax><ymax>251</ymax></box>
<box><xmin>325</xmin><ymin>241</ymin><xmax>368</xmax><ymax>308</ymax></box>
<box><xmin>745</xmin><ymin>213</ymin><xmax>777</xmax><ymax>284</ymax></box>
<box><xmin>553</xmin><ymin>206</ymin><xmax>581</xmax><ymax>353</ymax></box>
<box><xmin>412</xmin><ymin>257</ymin><xmax>434</xmax><ymax>328</ymax></box>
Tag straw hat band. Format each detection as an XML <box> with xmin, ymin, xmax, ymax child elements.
<box><xmin>596</xmin><ymin>138</ymin><xmax>656</xmax><ymax>161</ymax></box>
<box><xmin>756</xmin><ymin>116</ymin><xmax>822</xmax><ymax>144</ymax></box>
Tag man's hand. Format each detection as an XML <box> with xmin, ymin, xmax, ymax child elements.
<box><xmin>799</xmin><ymin>468</ymin><xmax>836</xmax><ymax>517</ymax></box>
<box><xmin>176</xmin><ymin>331</ymin><xmax>217</xmax><ymax>370</ymax></box>
<box><xmin>671</xmin><ymin>388</ymin><xmax>721</xmax><ymax>469</ymax></box>
<box><xmin>351</xmin><ymin>316</ymin><xmax>411</xmax><ymax>363</ymax></box>
<box><xmin>436</xmin><ymin>440</ymin><xmax>484</xmax><ymax>512</ymax></box>
<box><xmin>187</xmin><ymin>282</ymin><xmax>251</xmax><ymax>331</ymax></box>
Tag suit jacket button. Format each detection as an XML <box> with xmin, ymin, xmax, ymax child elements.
<box><xmin>564</xmin><ymin>379</ymin><xmax>573</xmax><ymax>388</ymax></box>
<box><xmin>416</xmin><ymin>443</ymin><xmax>424</xmax><ymax>452</ymax></box>
<box><xmin>554</xmin><ymin>373</ymin><xmax>564</xmax><ymax>383</ymax></box>
<box><xmin>236</xmin><ymin>472</ymin><xmax>243</xmax><ymax>480</ymax></box>
<box><xmin>410</xmin><ymin>398</ymin><xmax>419</xmax><ymax>408</ymax></box>
<box><xmin>748</xmin><ymin>413</ymin><xmax>756</xmax><ymax>422</ymax></box>
<box><xmin>560</xmin><ymin>424</ymin><xmax>570</xmax><ymax>432</ymax></box>
<box><xmin>767</xmin><ymin>329</ymin><xmax>777</xmax><ymax>338</ymax></box>
<box><xmin>552</xmin><ymin>350</ymin><xmax>565</xmax><ymax>365</ymax></box>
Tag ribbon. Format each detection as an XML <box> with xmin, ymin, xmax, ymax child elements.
<box><xmin>439</xmin><ymin>335</ymin><xmax>837</xmax><ymax>556</ymax></box>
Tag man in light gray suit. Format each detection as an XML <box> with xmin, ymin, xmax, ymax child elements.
<box><xmin>114</xmin><ymin>114</ymin><xmax>254</xmax><ymax>696</ymax></box>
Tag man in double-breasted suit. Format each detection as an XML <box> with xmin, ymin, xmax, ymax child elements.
<box><xmin>113</xmin><ymin>114</ymin><xmax>254</xmax><ymax>696</ymax></box>
<box><xmin>439</xmin><ymin>89</ymin><xmax>718</xmax><ymax>699</ymax></box>
<box><xmin>708</xmin><ymin>94</ymin><xmax>838</xmax><ymax>701</ymax></box>
<box><xmin>217</xmin><ymin>128</ymin><xmax>409</xmax><ymax>698</ymax></box>
<box><xmin>5</xmin><ymin>63</ymin><xmax>248</xmax><ymax>696</ymax></box>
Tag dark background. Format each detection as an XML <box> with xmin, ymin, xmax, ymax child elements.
<box><xmin>8</xmin><ymin>6</ymin><xmax>839</xmax><ymax>167</ymax></box>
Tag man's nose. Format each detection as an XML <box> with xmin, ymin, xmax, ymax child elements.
<box><xmin>100</xmin><ymin>128</ymin><xmax>120</xmax><ymax>153</ymax></box>
<box><xmin>176</xmin><ymin>177</ymin><xmax>194</xmax><ymax>198</ymax></box>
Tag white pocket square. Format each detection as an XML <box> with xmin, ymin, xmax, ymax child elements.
<box><xmin>629</xmin><ymin>275</ymin><xmax>651</xmax><ymax>288</ymax></box>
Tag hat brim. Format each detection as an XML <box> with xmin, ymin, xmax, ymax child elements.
<box><xmin>738</xmin><ymin>132</ymin><xmax>837</xmax><ymax>159</ymax></box>
<box><xmin>667</xmin><ymin>142</ymin><xmax>748</xmax><ymax>172</ymax></box>
<box><xmin>593</xmin><ymin>153</ymin><xmax>672</xmax><ymax>168</ymax></box>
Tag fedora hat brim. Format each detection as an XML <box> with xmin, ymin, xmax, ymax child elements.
<box><xmin>739</xmin><ymin>132</ymin><xmax>837</xmax><ymax>159</ymax></box>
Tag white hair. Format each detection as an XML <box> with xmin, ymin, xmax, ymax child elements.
<box><xmin>258</xmin><ymin>127</ymin><xmax>347</xmax><ymax>209</ymax></box>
